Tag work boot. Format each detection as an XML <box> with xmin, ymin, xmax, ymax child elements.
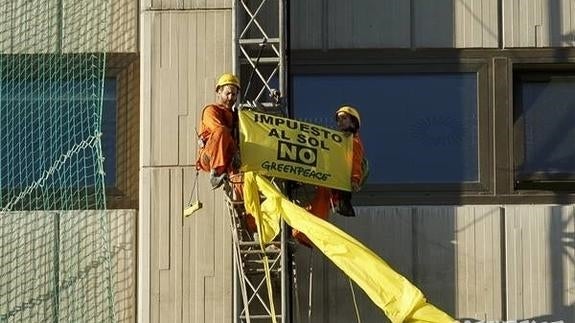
<box><xmin>335</xmin><ymin>199</ymin><xmax>356</xmax><ymax>217</ymax></box>
<box><xmin>209</xmin><ymin>170</ymin><xmax>228</xmax><ymax>190</ymax></box>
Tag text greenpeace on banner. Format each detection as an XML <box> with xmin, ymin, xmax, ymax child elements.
<box><xmin>239</xmin><ymin>110</ymin><xmax>352</xmax><ymax>191</ymax></box>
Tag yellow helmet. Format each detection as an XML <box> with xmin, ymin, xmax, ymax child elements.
<box><xmin>215</xmin><ymin>73</ymin><xmax>240</xmax><ymax>91</ymax></box>
<box><xmin>335</xmin><ymin>105</ymin><xmax>361</xmax><ymax>127</ymax></box>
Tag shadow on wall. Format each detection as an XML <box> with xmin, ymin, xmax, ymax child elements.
<box><xmin>561</xmin><ymin>31</ymin><xmax>575</xmax><ymax>43</ymax></box>
<box><xmin>107</xmin><ymin>54</ymin><xmax>140</xmax><ymax>209</ymax></box>
<box><xmin>458</xmin><ymin>309</ymin><xmax>575</xmax><ymax>322</ymax></box>
<box><xmin>489</xmin><ymin>206</ymin><xmax>574</xmax><ymax>323</ymax></box>
<box><xmin>549</xmin><ymin>1</ymin><xmax>575</xmax><ymax>47</ymax></box>
<box><xmin>109</xmin><ymin>0</ymin><xmax>138</xmax><ymax>53</ymax></box>
<box><xmin>109</xmin><ymin>209</ymin><xmax>138</xmax><ymax>323</ymax></box>
<box><xmin>546</xmin><ymin>207</ymin><xmax>575</xmax><ymax>323</ymax></box>
<box><xmin>0</xmin><ymin>210</ymin><xmax>136</xmax><ymax>322</ymax></box>
<box><xmin>547</xmin><ymin>21</ymin><xmax>575</xmax><ymax>323</ymax></box>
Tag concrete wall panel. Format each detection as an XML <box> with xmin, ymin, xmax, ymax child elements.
<box><xmin>0</xmin><ymin>210</ymin><xmax>136</xmax><ymax>322</ymax></box>
<box><xmin>140</xmin><ymin>167</ymin><xmax>232</xmax><ymax>323</ymax></box>
<box><xmin>110</xmin><ymin>209</ymin><xmax>138</xmax><ymax>323</ymax></box>
<box><xmin>452</xmin><ymin>206</ymin><xmax>503</xmax><ymax>320</ymax></box>
<box><xmin>454</xmin><ymin>0</ymin><xmax>499</xmax><ymax>47</ymax></box>
<box><xmin>290</xmin><ymin>0</ymin><xmax>323</xmax><ymax>49</ymax></box>
<box><xmin>110</xmin><ymin>0</ymin><xmax>139</xmax><ymax>52</ymax></box>
<box><xmin>504</xmin><ymin>0</ymin><xmax>575</xmax><ymax>47</ymax></box>
<box><xmin>141</xmin><ymin>10</ymin><xmax>232</xmax><ymax>167</ymax></box>
<box><xmin>413</xmin><ymin>0</ymin><xmax>498</xmax><ymax>48</ymax></box>
<box><xmin>326</xmin><ymin>0</ymin><xmax>410</xmax><ymax>49</ymax></box>
<box><xmin>0</xmin><ymin>0</ymin><xmax>137</xmax><ymax>54</ymax></box>
<box><xmin>505</xmin><ymin>205</ymin><xmax>575</xmax><ymax>322</ymax></box>
<box><xmin>291</xmin><ymin>0</ymin><xmax>499</xmax><ymax>49</ymax></box>
<box><xmin>140</xmin><ymin>8</ymin><xmax>233</xmax><ymax>323</ymax></box>
<box><xmin>143</xmin><ymin>0</ymin><xmax>231</xmax><ymax>10</ymax></box>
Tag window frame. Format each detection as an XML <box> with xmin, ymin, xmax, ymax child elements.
<box><xmin>104</xmin><ymin>53</ymin><xmax>139</xmax><ymax>209</ymax></box>
<box><xmin>512</xmin><ymin>64</ymin><xmax>575</xmax><ymax>192</ymax></box>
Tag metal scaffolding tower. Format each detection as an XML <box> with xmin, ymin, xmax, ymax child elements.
<box><xmin>230</xmin><ymin>0</ymin><xmax>289</xmax><ymax>322</ymax></box>
<box><xmin>234</xmin><ymin>0</ymin><xmax>288</xmax><ymax>115</ymax></box>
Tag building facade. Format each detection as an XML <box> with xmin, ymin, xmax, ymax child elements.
<box><xmin>134</xmin><ymin>1</ymin><xmax>575</xmax><ymax>322</ymax></box>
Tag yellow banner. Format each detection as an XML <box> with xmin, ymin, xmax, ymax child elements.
<box><xmin>239</xmin><ymin>110</ymin><xmax>352</xmax><ymax>191</ymax></box>
<box><xmin>242</xmin><ymin>172</ymin><xmax>455</xmax><ymax>323</ymax></box>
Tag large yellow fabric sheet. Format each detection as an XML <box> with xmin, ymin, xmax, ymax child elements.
<box><xmin>243</xmin><ymin>172</ymin><xmax>454</xmax><ymax>323</ymax></box>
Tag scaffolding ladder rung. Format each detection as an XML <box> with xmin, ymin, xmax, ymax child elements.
<box><xmin>239</xmin><ymin>38</ymin><xmax>280</xmax><ymax>45</ymax></box>
<box><xmin>239</xmin><ymin>241</ymin><xmax>279</xmax><ymax>246</ymax></box>
<box><xmin>240</xmin><ymin>314</ymin><xmax>282</xmax><ymax>320</ymax></box>
<box><xmin>243</xmin><ymin>269</ymin><xmax>281</xmax><ymax>275</ymax></box>
<box><xmin>240</xmin><ymin>251</ymin><xmax>281</xmax><ymax>256</ymax></box>
<box><xmin>239</xmin><ymin>57</ymin><xmax>280</xmax><ymax>64</ymax></box>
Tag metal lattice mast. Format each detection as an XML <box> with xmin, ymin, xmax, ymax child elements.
<box><xmin>232</xmin><ymin>0</ymin><xmax>289</xmax><ymax>322</ymax></box>
<box><xmin>234</xmin><ymin>0</ymin><xmax>288</xmax><ymax>114</ymax></box>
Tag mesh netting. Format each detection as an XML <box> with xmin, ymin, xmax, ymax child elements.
<box><xmin>0</xmin><ymin>1</ymin><xmax>115</xmax><ymax>322</ymax></box>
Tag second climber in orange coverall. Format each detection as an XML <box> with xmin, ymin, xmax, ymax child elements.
<box><xmin>293</xmin><ymin>105</ymin><xmax>366</xmax><ymax>247</ymax></box>
<box><xmin>196</xmin><ymin>73</ymin><xmax>241</xmax><ymax>189</ymax></box>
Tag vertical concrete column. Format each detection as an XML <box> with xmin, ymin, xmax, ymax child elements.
<box><xmin>139</xmin><ymin>2</ymin><xmax>234</xmax><ymax>322</ymax></box>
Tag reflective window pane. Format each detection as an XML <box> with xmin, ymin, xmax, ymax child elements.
<box><xmin>0</xmin><ymin>78</ymin><xmax>117</xmax><ymax>188</ymax></box>
<box><xmin>292</xmin><ymin>73</ymin><xmax>479</xmax><ymax>184</ymax></box>
<box><xmin>516</xmin><ymin>74</ymin><xmax>575</xmax><ymax>180</ymax></box>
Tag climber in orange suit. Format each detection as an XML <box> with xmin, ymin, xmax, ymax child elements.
<box><xmin>293</xmin><ymin>105</ymin><xmax>366</xmax><ymax>247</ymax></box>
<box><xmin>196</xmin><ymin>73</ymin><xmax>241</xmax><ymax>189</ymax></box>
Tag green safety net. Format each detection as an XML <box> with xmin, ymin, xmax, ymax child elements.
<box><xmin>0</xmin><ymin>1</ymin><xmax>115</xmax><ymax>322</ymax></box>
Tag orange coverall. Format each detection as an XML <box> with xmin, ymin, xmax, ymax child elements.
<box><xmin>196</xmin><ymin>104</ymin><xmax>238</xmax><ymax>175</ymax></box>
<box><xmin>293</xmin><ymin>133</ymin><xmax>365</xmax><ymax>247</ymax></box>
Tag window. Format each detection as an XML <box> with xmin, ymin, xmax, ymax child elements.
<box><xmin>292</xmin><ymin>71</ymin><xmax>482</xmax><ymax>189</ymax></box>
<box><xmin>288</xmin><ymin>50</ymin><xmax>575</xmax><ymax>204</ymax></box>
<box><xmin>0</xmin><ymin>54</ymin><xmax>138</xmax><ymax>209</ymax></box>
<box><xmin>514</xmin><ymin>71</ymin><xmax>575</xmax><ymax>189</ymax></box>
<box><xmin>0</xmin><ymin>77</ymin><xmax>117</xmax><ymax>189</ymax></box>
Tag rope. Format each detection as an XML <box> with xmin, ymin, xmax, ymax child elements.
<box><xmin>183</xmin><ymin>170</ymin><xmax>202</xmax><ymax>217</ymax></box>
<box><xmin>307</xmin><ymin>249</ymin><xmax>314</xmax><ymax>323</ymax></box>
<box><xmin>184</xmin><ymin>127</ymin><xmax>204</xmax><ymax>217</ymax></box>
<box><xmin>187</xmin><ymin>171</ymin><xmax>199</xmax><ymax>205</ymax></box>
<box><xmin>349</xmin><ymin>278</ymin><xmax>362</xmax><ymax>323</ymax></box>
<box><xmin>292</xmin><ymin>252</ymin><xmax>302</xmax><ymax>323</ymax></box>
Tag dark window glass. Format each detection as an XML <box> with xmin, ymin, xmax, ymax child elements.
<box><xmin>292</xmin><ymin>73</ymin><xmax>479</xmax><ymax>184</ymax></box>
<box><xmin>514</xmin><ymin>73</ymin><xmax>575</xmax><ymax>184</ymax></box>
